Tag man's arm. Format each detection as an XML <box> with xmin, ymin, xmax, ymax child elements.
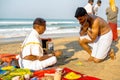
<box><xmin>39</xmin><ymin>54</ymin><xmax>53</xmax><ymax>61</ymax></box>
<box><xmin>81</xmin><ymin>18</ymin><xmax>99</xmax><ymax>43</ymax></box>
<box><xmin>39</xmin><ymin>50</ymin><xmax>62</xmax><ymax>61</ymax></box>
<box><xmin>88</xmin><ymin>19</ymin><xmax>99</xmax><ymax>42</ymax></box>
<box><xmin>80</xmin><ymin>22</ymin><xmax>89</xmax><ymax>36</ymax></box>
<box><xmin>80</xmin><ymin>29</ymin><xmax>87</xmax><ymax>36</ymax></box>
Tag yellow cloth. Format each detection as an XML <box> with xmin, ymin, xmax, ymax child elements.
<box><xmin>109</xmin><ymin>0</ymin><xmax>116</xmax><ymax>12</ymax></box>
<box><xmin>21</xmin><ymin>42</ymin><xmax>42</xmax><ymax>48</ymax></box>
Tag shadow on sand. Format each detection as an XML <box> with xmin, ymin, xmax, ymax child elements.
<box><xmin>56</xmin><ymin>40</ymin><xmax>83</xmax><ymax>66</ymax></box>
<box><xmin>56</xmin><ymin>36</ymin><xmax>120</xmax><ymax>66</ymax></box>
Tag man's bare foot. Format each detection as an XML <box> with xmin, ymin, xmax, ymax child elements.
<box><xmin>87</xmin><ymin>56</ymin><xmax>94</xmax><ymax>62</ymax></box>
<box><xmin>109</xmin><ymin>49</ymin><xmax>115</xmax><ymax>60</ymax></box>
<box><xmin>114</xmin><ymin>38</ymin><xmax>118</xmax><ymax>42</ymax></box>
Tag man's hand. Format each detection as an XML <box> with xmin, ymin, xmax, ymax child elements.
<box><xmin>87</xmin><ymin>29</ymin><xmax>92</xmax><ymax>33</ymax></box>
<box><xmin>87</xmin><ymin>30</ymin><xmax>93</xmax><ymax>40</ymax></box>
<box><xmin>79</xmin><ymin>36</ymin><xmax>92</xmax><ymax>44</ymax></box>
<box><xmin>80</xmin><ymin>30</ymin><xmax>87</xmax><ymax>36</ymax></box>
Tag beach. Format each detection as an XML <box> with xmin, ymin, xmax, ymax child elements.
<box><xmin>0</xmin><ymin>30</ymin><xmax>120</xmax><ymax>80</ymax></box>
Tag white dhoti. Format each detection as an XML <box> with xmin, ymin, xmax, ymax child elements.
<box><xmin>80</xmin><ymin>30</ymin><xmax>112</xmax><ymax>59</ymax></box>
<box><xmin>18</xmin><ymin>56</ymin><xmax>57</xmax><ymax>70</ymax></box>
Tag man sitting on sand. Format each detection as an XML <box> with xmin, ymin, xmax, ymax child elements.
<box><xmin>75</xmin><ymin>7</ymin><xmax>115</xmax><ymax>63</ymax></box>
<box><xmin>18</xmin><ymin>18</ymin><xmax>62</xmax><ymax>70</ymax></box>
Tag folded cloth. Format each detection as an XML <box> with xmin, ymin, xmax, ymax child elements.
<box><xmin>0</xmin><ymin>54</ymin><xmax>18</xmax><ymax>62</ymax></box>
<box><xmin>33</xmin><ymin>68</ymin><xmax>56</xmax><ymax>78</ymax></box>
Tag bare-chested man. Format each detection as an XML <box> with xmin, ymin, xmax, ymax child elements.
<box><xmin>75</xmin><ymin>7</ymin><xmax>115</xmax><ymax>63</ymax></box>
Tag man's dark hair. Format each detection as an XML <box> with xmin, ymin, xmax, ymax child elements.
<box><xmin>88</xmin><ymin>0</ymin><xmax>94</xmax><ymax>3</ymax></box>
<box><xmin>33</xmin><ymin>18</ymin><xmax>46</xmax><ymax>25</ymax></box>
<box><xmin>97</xmin><ymin>0</ymin><xmax>101</xmax><ymax>4</ymax></box>
<box><xmin>75</xmin><ymin>7</ymin><xmax>87</xmax><ymax>18</ymax></box>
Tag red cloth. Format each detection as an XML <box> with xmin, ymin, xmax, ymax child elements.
<box><xmin>33</xmin><ymin>67</ymin><xmax>101</xmax><ymax>80</ymax></box>
<box><xmin>33</xmin><ymin>68</ymin><xmax>56</xmax><ymax>78</ymax></box>
<box><xmin>109</xmin><ymin>22</ymin><xmax>118</xmax><ymax>41</ymax></box>
<box><xmin>62</xmin><ymin>67</ymin><xmax>101</xmax><ymax>80</ymax></box>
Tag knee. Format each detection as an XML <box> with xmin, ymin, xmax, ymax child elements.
<box><xmin>79</xmin><ymin>39</ymin><xmax>84</xmax><ymax>46</ymax></box>
<box><xmin>50</xmin><ymin>56</ymin><xmax>57</xmax><ymax>64</ymax></box>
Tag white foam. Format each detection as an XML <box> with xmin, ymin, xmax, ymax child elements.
<box><xmin>0</xmin><ymin>21</ymin><xmax>32</xmax><ymax>25</ymax></box>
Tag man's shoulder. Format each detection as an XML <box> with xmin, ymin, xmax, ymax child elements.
<box><xmin>93</xmin><ymin>16</ymin><xmax>102</xmax><ymax>24</ymax></box>
<box><xmin>95</xmin><ymin>16</ymin><xmax>102</xmax><ymax>20</ymax></box>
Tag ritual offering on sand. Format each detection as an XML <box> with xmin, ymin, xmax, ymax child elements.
<box><xmin>64</xmin><ymin>72</ymin><xmax>81</xmax><ymax>79</ymax></box>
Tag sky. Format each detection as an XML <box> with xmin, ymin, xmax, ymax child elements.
<box><xmin>0</xmin><ymin>0</ymin><xmax>120</xmax><ymax>20</ymax></box>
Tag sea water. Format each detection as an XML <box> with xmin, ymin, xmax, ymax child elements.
<box><xmin>0</xmin><ymin>18</ymin><xmax>80</xmax><ymax>44</ymax></box>
<box><xmin>0</xmin><ymin>18</ymin><xmax>120</xmax><ymax>44</ymax></box>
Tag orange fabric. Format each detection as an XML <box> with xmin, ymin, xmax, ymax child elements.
<box><xmin>109</xmin><ymin>0</ymin><xmax>116</xmax><ymax>12</ymax></box>
<box><xmin>0</xmin><ymin>54</ymin><xmax>18</xmax><ymax>63</ymax></box>
<box><xmin>109</xmin><ymin>22</ymin><xmax>118</xmax><ymax>41</ymax></box>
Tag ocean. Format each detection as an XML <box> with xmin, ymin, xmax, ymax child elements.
<box><xmin>0</xmin><ymin>18</ymin><xmax>120</xmax><ymax>44</ymax></box>
<box><xmin>0</xmin><ymin>18</ymin><xmax>80</xmax><ymax>44</ymax></box>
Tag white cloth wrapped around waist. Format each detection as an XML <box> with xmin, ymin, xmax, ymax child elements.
<box><xmin>79</xmin><ymin>30</ymin><xmax>112</xmax><ymax>59</ymax></box>
<box><xmin>18</xmin><ymin>56</ymin><xmax>57</xmax><ymax>70</ymax></box>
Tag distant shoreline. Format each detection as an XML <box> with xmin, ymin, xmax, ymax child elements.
<box><xmin>0</xmin><ymin>36</ymin><xmax>25</xmax><ymax>45</ymax></box>
<box><xmin>0</xmin><ymin>29</ymin><xmax>120</xmax><ymax>45</ymax></box>
<box><xmin>0</xmin><ymin>33</ymin><xmax>79</xmax><ymax>45</ymax></box>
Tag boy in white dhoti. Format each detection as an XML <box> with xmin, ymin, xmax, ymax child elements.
<box><xmin>18</xmin><ymin>18</ymin><xmax>62</xmax><ymax>70</ymax></box>
<box><xmin>75</xmin><ymin>7</ymin><xmax>115</xmax><ymax>63</ymax></box>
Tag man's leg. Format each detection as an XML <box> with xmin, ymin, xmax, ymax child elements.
<box><xmin>92</xmin><ymin>30</ymin><xmax>113</xmax><ymax>63</ymax></box>
<box><xmin>79</xmin><ymin>39</ymin><xmax>92</xmax><ymax>55</ymax></box>
<box><xmin>40</xmin><ymin>56</ymin><xmax>57</xmax><ymax>69</ymax></box>
<box><xmin>93</xmin><ymin>49</ymin><xmax>115</xmax><ymax>63</ymax></box>
<box><xmin>79</xmin><ymin>39</ymin><xmax>94</xmax><ymax>61</ymax></box>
